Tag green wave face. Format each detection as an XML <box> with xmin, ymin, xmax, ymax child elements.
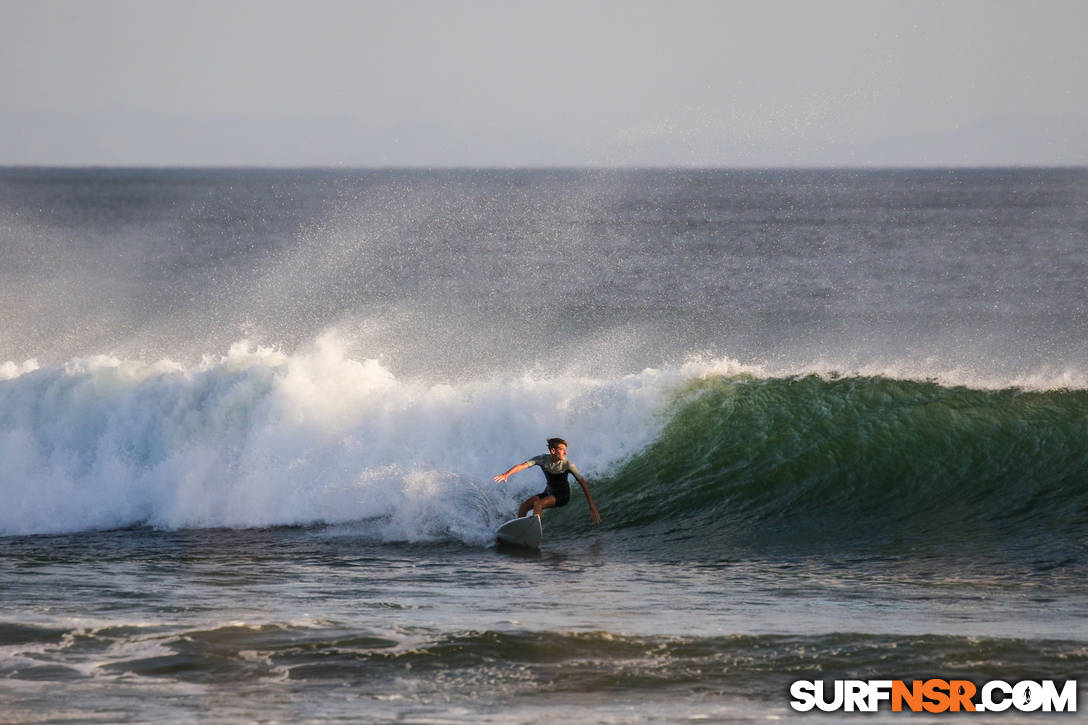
<box><xmin>605</xmin><ymin>375</ymin><xmax>1088</xmax><ymax>552</ymax></box>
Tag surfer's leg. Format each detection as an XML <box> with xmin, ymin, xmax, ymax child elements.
<box><xmin>532</xmin><ymin>495</ymin><xmax>557</xmax><ymax>517</ymax></box>
<box><xmin>517</xmin><ymin>494</ymin><xmax>557</xmax><ymax>517</ymax></box>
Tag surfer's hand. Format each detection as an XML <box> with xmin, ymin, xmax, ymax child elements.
<box><xmin>493</xmin><ymin>473</ymin><xmax>507</xmax><ymax>484</ymax></box>
<box><xmin>589</xmin><ymin>505</ymin><xmax>601</xmax><ymax>524</ymax></box>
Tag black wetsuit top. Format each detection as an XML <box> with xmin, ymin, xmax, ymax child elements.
<box><xmin>524</xmin><ymin>454</ymin><xmax>582</xmax><ymax>507</ymax></box>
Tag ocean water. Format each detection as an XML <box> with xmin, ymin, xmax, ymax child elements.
<box><xmin>1</xmin><ymin>168</ymin><xmax>1087</xmax><ymax>723</ymax></box>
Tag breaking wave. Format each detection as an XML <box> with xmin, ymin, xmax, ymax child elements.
<box><xmin>3</xmin><ymin>335</ymin><xmax>1086</xmax><ymax>551</ymax></box>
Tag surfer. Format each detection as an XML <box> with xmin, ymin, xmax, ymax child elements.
<box><xmin>493</xmin><ymin>438</ymin><xmax>602</xmax><ymax>523</ymax></box>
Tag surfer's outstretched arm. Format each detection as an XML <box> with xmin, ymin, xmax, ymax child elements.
<box><xmin>493</xmin><ymin>462</ymin><xmax>532</xmax><ymax>484</ymax></box>
<box><xmin>576</xmin><ymin>476</ymin><xmax>602</xmax><ymax>524</ymax></box>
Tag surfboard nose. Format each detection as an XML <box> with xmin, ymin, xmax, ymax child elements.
<box><xmin>496</xmin><ymin>514</ymin><xmax>543</xmax><ymax>548</ymax></box>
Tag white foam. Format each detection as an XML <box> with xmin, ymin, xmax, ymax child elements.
<box><xmin>772</xmin><ymin>356</ymin><xmax>1088</xmax><ymax>392</ymax></box>
<box><xmin>0</xmin><ymin>358</ymin><xmax>39</xmax><ymax>381</ymax></box>
<box><xmin>0</xmin><ymin>333</ymin><xmax>692</xmax><ymax>540</ymax></box>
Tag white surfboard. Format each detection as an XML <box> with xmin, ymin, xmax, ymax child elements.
<box><xmin>496</xmin><ymin>514</ymin><xmax>543</xmax><ymax>548</ymax></box>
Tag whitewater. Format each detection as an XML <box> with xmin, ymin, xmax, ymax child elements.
<box><xmin>0</xmin><ymin>334</ymin><xmax>712</xmax><ymax>538</ymax></box>
<box><xmin>2</xmin><ymin>168</ymin><xmax>1086</xmax><ymax>723</ymax></box>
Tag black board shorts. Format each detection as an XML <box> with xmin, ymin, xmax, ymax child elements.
<box><xmin>539</xmin><ymin>482</ymin><xmax>571</xmax><ymax>507</ymax></box>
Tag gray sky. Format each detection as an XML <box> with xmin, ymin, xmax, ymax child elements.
<box><xmin>2</xmin><ymin>0</ymin><xmax>1086</xmax><ymax>166</ymax></box>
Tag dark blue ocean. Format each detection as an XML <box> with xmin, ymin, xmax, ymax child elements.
<box><xmin>1</xmin><ymin>168</ymin><xmax>1086</xmax><ymax>722</ymax></box>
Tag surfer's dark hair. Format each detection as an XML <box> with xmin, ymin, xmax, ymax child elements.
<box><xmin>547</xmin><ymin>437</ymin><xmax>567</xmax><ymax>450</ymax></box>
